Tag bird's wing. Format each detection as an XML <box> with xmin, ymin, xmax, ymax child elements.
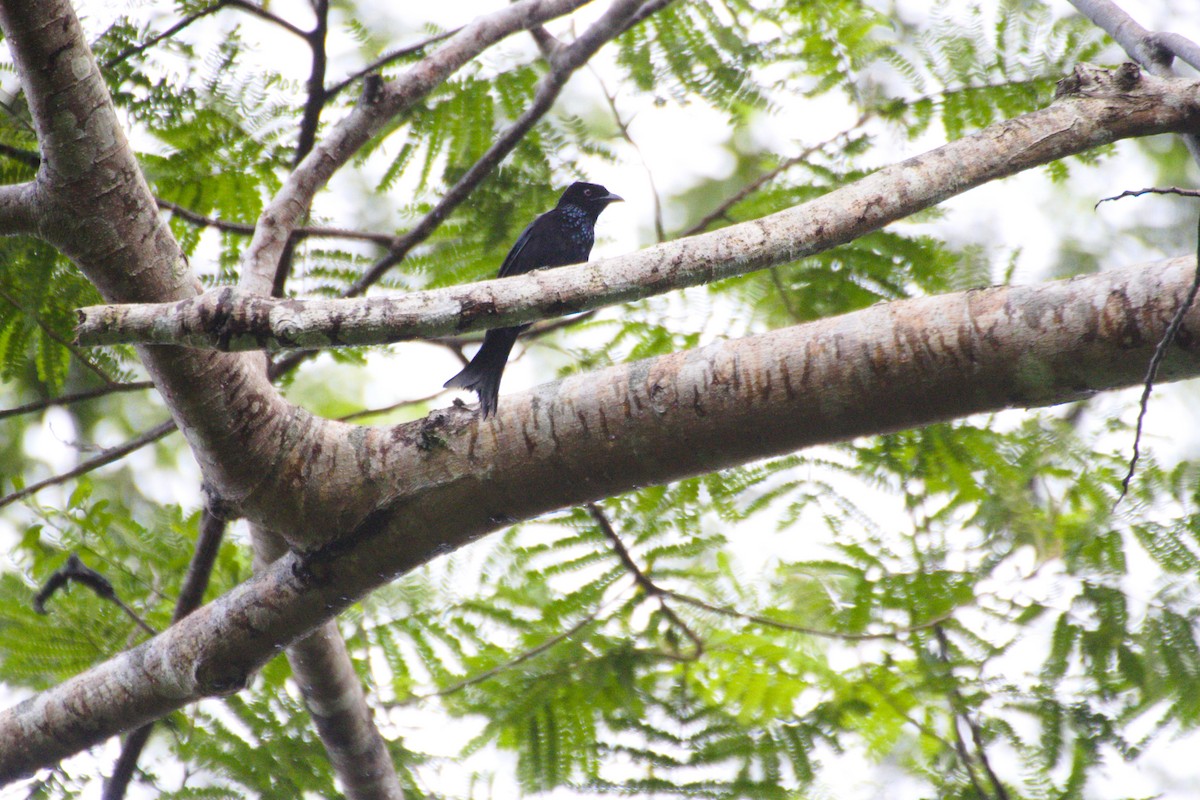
<box><xmin>497</xmin><ymin>209</ymin><xmax>580</xmax><ymax>278</ymax></box>
<box><xmin>496</xmin><ymin>215</ymin><xmax>542</xmax><ymax>279</ymax></box>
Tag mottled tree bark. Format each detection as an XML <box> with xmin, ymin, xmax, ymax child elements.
<box><xmin>5</xmin><ymin>255</ymin><xmax>1200</xmax><ymax>780</ymax></box>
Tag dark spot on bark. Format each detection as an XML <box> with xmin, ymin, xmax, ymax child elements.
<box><xmin>197</xmin><ymin>287</ymin><xmax>237</xmax><ymax>351</ymax></box>
<box><xmin>194</xmin><ymin>659</ymin><xmax>250</xmax><ymax>697</ymax></box>
<box><xmin>1114</xmin><ymin>62</ymin><xmax>1143</xmax><ymax>90</ymax></box>
<box><xmin>691</xmin><ymin>386</ymin><xmax>706</xmax><ymax>416</ymax></box>
<box><xmin>456</xmin><ymin>295</ymin><xmax>498</xmax><ymax>332</ymax></box>
<box><xmin>1101</xmin><ymin>289</ymin><xmax>1142</xmax><ymax>348</ymax></box>
<box><xmin>779</xmin><ymin>359</ymin><xmax>796</xmax><ymax>400</ymax></box>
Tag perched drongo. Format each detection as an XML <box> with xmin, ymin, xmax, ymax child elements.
<box><xmin>444</xmin><ymin>181</ymin><xmax>623</xmax><ymax>417</ymax></box>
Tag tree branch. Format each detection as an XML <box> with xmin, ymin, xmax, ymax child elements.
<box><xmin>0</xmin><ymin>381</ymin><xmax>154</xmax><ymax>422</ymax></box>
<box><xmin>12</xmin><ymin>254</ymin><xmax>1200</xmax><ymax>780</ymax></box>
<box><xmin>345</xmin><ymin>0</ymin><xmax>658</xmax><ymax>296</ymax></box>
<box><xmin>271</xmin><ymin>0</ymin><xmax>333</xmax><ymax>298</ymax></box>
<box><xmin>104</xmin><ymin>510</ymin><xmax>228</xmax><ymax>800</ymax></box>
<box><xmin>79</xmin><ymin>66</ymin><xmax>1200</xmax><ymax>350</ymax></box>
<box><xmin>237</xmin><ymin>0</ymin><xmax>595</xmax><ymax>296</ymax></box>
<box><xmin>0</xmin><ymin>287</ymin><xmax>119</xmax><ymax>386</ymax></box>
<box><xmin>681</xmin><ymin>114</ymin><xmax>869</xmax><ymax>237</ymax></box>
<box><xmin>1068</xmin><ymin>0</ymin><xmax>1200</xmax><ymax>166</ymax></box>
<box><xmin>0</xmin><ymin>180</ymin><xmax>39</xmax><ymax>235</ymax></box>
<box><xmin>252</xmin><ymin>528</ymin><xmax>404</xmax><ymax>800</ymax></box>
<box><xmin>324</xmin><ymin>30</ymin><xmax>460</xmax><ymax>101</ymax></box>
<box><xmin>156</xmin><ymin>198</ymin><xmax>396</xmax><ymax>246</ymax></box>
<box><xmin>0</xmin><ymin>420</ymin><xmax>176</xmax><ymax>511</ymax></box>
<box><xmin>103</xmin><ymin>0</ymin><xmax>229</xmax><ymax>68</ymax></box>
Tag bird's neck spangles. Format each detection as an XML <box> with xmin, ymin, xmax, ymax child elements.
<box><xmin>556</xmin><ymin>204</ymin><xmax>599</xmax><ymax>251</ymax></box>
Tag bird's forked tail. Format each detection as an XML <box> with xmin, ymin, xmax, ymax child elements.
<box><xmin>443</xmin><ymin>327</ymin><xmax>522</xmax><ymax>418</ymax></box>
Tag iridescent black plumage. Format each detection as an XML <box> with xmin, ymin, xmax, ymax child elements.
<box><xmin>444</xmin><ymin>182</ymin><xmax>622</xmax><ymax>417</ymax></box>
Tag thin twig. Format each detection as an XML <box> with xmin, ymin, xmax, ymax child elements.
<box><xmin>586</xmin><ymin>502</ymin><xmax>703</xmax><ymax>660</ymax></box>
<box><xmin>1098</xmin><ymin>188</ymin><xmax>1200</xmax><ymax>501</ymax></box>
<box><xmin>662</xmin><ymin>586</ymin><xmax>955</xmax><ymax>641</ymax></box>
<box><xmin>682</xmin><ymin>114</ymin><xmax>871</xmax><ymax>237</ymax></box>
<box><xmin>324</xmin><ymin>29</ymin><xmax>460</xmax><ymax>100</ymax></box>
<box><xmin>104</xmin><ymin>510</ymin><xmax>228</xmax><ymax>800</ymax></box>
<box><xmin>1096</xmin><ymin>186</ymin><xmax>1200</xmax><ymax>208</ymax></box>
<box><xmin>768</xmin><ymin>265</ymin><xmax>802</xmax><ymax>322</ymax></box>
<box><xmin>934</xmin><ymin>626</ymin><xmax>1009</xmax><ymax>800</ymax></box>
<box><xmin>0</xmin><ymin>419</ymin><xmax>176</xmax><ymax>510</ymax></box>
<box><xmin>272</xmin><ymin>0</ymin><xmax>332</xmax><ymax>298</ymax></box>
<box><xmin>157</xmin><ymin>198</ymin><xmax>396</xmax><ymax>246</ymax></box>
<box><xmin>103</xmin><ymin>1</ymin><xmax>230</xmax><ymax>68</ymax></box>
<box><xmin>0</xmin><ymin>287</ymin><xmax>120</xmax><ymax>386</ymax></box>
<box><xmin>337</xmin><ymin>389</ymin><xmax>447</xmax><ymax>422</ymax></box>
<box><xmin>223</xmin><ymin>0</ymin><xmax>308</xmax><ymax>40</ymax></box>
<box><xmin>586</xmin><ymin>502</ymin><xmax>655</xmax><ymax>593</ymax></box>
<box><xmin>591</xmin><ymin>66</ymin><xmax>665</xmax><ymax>241</ymax></box>
<box><xmin>391</xmin><ymin>604</ymin><xmax>606</xmax><ymax>706</ymax></box>
<box><xmin>293</xmin><ymin>0</ymin><xmax>329</xmax><ymax>169</ymax></box>
<box><xmin>0</xmin><ymin>141</ymin><xmax>40</xmax><ymax>168</ymax></box>
<box><xmin>0</xmin><ymin>382</ymin><xmax>153</xmax><ymax>421</ymax></box>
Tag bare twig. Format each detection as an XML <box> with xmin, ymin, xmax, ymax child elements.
<box><xmin>324</xmin><ymin>29</ymin><xmax>460</xmax><ymax>100</ymax></box>
<box><xmin>337</xmin><ymin>390</ymin><xmax>447</xmax><ymax>422</ymax></box>
<box><xmin>0</xmin><ymin>382</ymin><xmax>153</xmax><ymax>421</ymax></box>
<box><xmin>0</xmin><ymin>287</ymin><xmax>119</xmax><ymax>386</ymax></box>
<box><xmin>105</xmin><ymin>0</ymin><xmax>307</xmax><ymax>71</ymax></box>
<box><xmin>1096</xmin><ymin>186</ymin><xmax>1200</xmax><ymax>207</ymax></box>
<box><xmin>392</xmin><ymin>605</ymin><xmax>605</xmax><ymax>706</ymax></box>
<box><xmin>683</xmin><ymin>114</ymin><xmax>870</xmax><ymax>237</ymax></box>
<box><xmin>1108</xmin><ymin>199</ymin><xmax>1200</xmax><ymax>501</ymax></box>
<box><xmin>933</xmin><ymin>626</ymin><xmax>1010</xmax><ymax>800</ymax></box>
<box><xmin>0</xmin><ymin>141</ymin><xmax>39</xmax><ymax>168</ymax></box>
<box><xmin>591</xmin><ymin>66</ymin><xmax>665</xmax><ymax>241</ymax></box>
<box><xmin>346</xmin><ymin>0</ymin><xmax>665</xmax><ymax>296</ymax></box>
<box><xmin>157</xmin><ymin>198</ymin><xmax>396</xmax><ymax>246</ymax></box>
<box><xmin>103</xmin><ymin>1</ymin><xmax>229</xmax><ymax>68</ymax></box>
<box><xmin>586</xmin><ymin>502</ymin><xmax>703</xmax><ymax>660</ymax></box>
<box><xmin>104</xmin><ymin>511</ymin><xmax>228</xmax><ymax>800</ymax></box>
<box><xmin>0</xmin><ymin>419</ymin><xmax>176</xmax><ymax>510</ymax></box>
<box><xmin>271</xmin><ymin>0</ymin><xmax>332</xmax><ymax>298</ymax></box>
<box><xmin>222</xmin><ymin>0</ymin><xmax>308</xmax><ymax>40</ymax></box>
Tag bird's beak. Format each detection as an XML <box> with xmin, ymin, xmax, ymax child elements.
<box><xmin>604</xmin><ymin>192</ymin><xmax>624</xmax><ymax>203</ymax></box>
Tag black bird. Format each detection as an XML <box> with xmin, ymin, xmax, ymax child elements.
<box><xmin>444</xmin><ymin>182</ymin><xmax>623</xmax><ymax>417</ymax></box>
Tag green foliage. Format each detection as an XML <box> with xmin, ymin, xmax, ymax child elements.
<box><xmin>1</xmin><ymin>0</ymin><xmax>1198</xmax><ymax>798</ymax></box>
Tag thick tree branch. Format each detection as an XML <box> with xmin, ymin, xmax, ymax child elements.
<box><xmin>79</xmin><ymin>66</ymin><xmax>1200</xmax><ymax>350</ymax></box>
<box><xmin>0</xmin><ymin>180</ymin><xmax>39</xmax><ymax>235</ymax></box>
<box><xmin>237</xmin><ymin>0</ymin><xmax>594</xmax><ymax>295</ymax></box>
<box><xmin>8</xmin><ymin>254</ymin><xmax>1200</xmax><ymax>780</ymax></box>
<box><xmin>0</xmin><ymin>0</ymin><xmax>365</xmax><ymax>534</ymax></box>
<box><xmin>103</xmin><ymin>510</ymin><xmax>227</xmax><ymax>800</ymax></box>
<box><xmin>252</xmin><ymin>528</ymin><xmax>403</xmax><ymax>800</ymax></box>
<box><xmin>1069</xmin><ymin>0</ymin><xmax>1200</xmax><ymax>165</ymax></box>
<box><xmin>346</xmin><ymin>0</ymin><xmax>657</xmax><ymax>295</ymax></box>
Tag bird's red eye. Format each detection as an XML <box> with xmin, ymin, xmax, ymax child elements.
<box><xmin>584</xmin><ymin>188</ymin><xmax>592</xmax><ymax>195</ymax></box>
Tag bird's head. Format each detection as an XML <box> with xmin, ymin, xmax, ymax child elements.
<box><xmin>558</xmin><ymin>181</ymin><xmax>623</xmax><ymax>211</ymax></box>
